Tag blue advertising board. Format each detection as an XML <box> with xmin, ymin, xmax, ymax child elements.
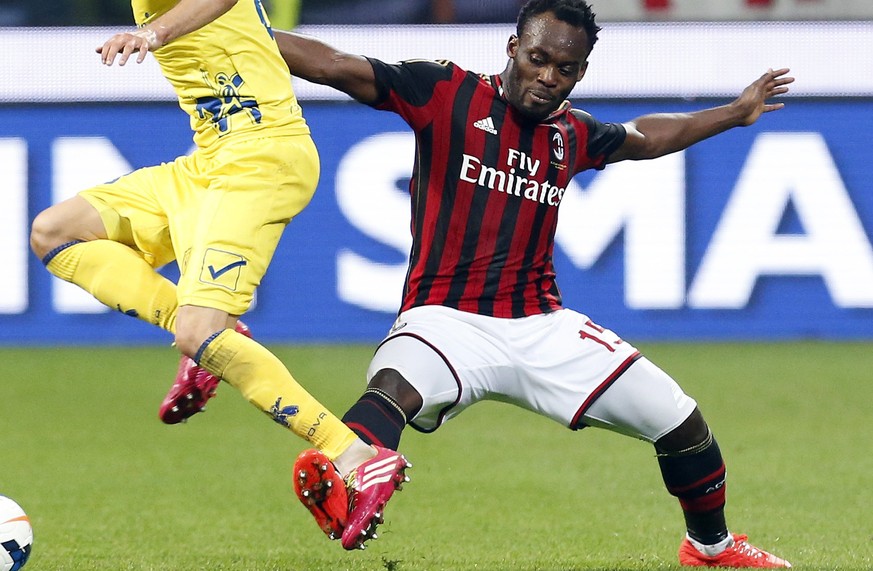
<box><xmin>1</xmin><ymin>100</ymin><xmax>872</xmax><ymax>344</ymax></box>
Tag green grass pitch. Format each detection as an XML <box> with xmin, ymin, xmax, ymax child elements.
<box><xmin>1</xmin><ymin>341</ymin><xmax>871</xmax><ymax>570</ymax></box>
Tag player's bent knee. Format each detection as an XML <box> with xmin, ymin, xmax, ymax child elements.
<box><xmin>369</xmin><ymin>368</ymin><xmax>424</xmax><ymax>419</ymax></box>
<box><xmin>175</xmin><ymin>315</ymin><xmax>237</xmax><ymax>360</ymax></box>
<box><xmin>30</xmin><ymin>209</ymin><xmax>66</xmax><ymax>260</ymax></box>
<box><xmin>174</xmin><ymin>326</ymin><xmax>219</xmax><ymax>359</ymax></box>
<box><xmin>655</xmin><ymin>407</ymin><xmax>710</xmax><ymax>454</ymax></box>
<box><xmin>31</xmin><ymin>198</ymin><xmax>106</xmax><ymax>260</ymax></box>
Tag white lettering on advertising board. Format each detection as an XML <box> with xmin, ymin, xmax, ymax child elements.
<box><xmin>2</xmin><ymin>132</ymin><xmax>871</xmax><ymax>315</ymax></box>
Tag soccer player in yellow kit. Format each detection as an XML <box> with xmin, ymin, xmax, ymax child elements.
<box><xmin>29</xmin><ymin>0</ymin><xmax>408</xmax><ymax>549</ymax></box>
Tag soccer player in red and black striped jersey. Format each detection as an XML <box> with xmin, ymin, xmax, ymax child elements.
<box><xmin>278</xmin><ymin>0</ymin><xmax>793</xmax><ymax>565</ymax></box>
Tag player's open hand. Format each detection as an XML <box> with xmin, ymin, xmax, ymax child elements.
<box><xmin>732</xmin><ymin>68</ymin><xmax>794</xmax><ymax>126</ymax></box>
<box><xmin>96</xmin><ymin>28</ymin><xmax>160</xmax><ymax>66</ymax></box>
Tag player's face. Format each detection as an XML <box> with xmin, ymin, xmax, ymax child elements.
<box><xmin>503</xmin><ymin>12</ymin><xmax>590</xmax><ymax>120</ymax></box>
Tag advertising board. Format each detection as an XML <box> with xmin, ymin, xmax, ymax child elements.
<box><xmin>2</xmin><ymin>99</ymin><xmax>871</xmax><ymax>344</ymax></box>
<box><xmin>2</xmin><ymin>23</ymin><xmax>871</xmax><ymax>343</ymax></box>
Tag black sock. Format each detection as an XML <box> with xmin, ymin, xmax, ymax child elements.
<box><xmin>684</xmin><ymin>508</ymin><xmax>729</xmax><ymax>546</ymax></box>
<box><xmin>657</xmin><ymin>431</ymin><xmax>729</xmax><ymax>545</ymax></box>
<box><xmin>342</xmin><ymin>388</ymin><xmax>407</xmax><ymax>450</ymax></box>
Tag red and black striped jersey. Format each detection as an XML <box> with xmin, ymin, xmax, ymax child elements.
<box><xmin>367</xmin><ymin>57</ymin><xmax>627</xmax><ymax>318</ymax></box>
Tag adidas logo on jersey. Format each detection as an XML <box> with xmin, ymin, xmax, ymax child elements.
<box><xmin>473</xmin><ymin>116</ymin><xmax>497</xmax><ymax>135</ymax></box>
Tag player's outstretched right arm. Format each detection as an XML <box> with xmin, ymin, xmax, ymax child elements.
<box><xmin>274</xmin><ymin>30</ymin><xmax>380</xmax><ymax>105</ymax></box>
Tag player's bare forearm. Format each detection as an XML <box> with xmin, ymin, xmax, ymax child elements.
<box><xmin>145</xmin><ymin>0</ymin><xmax>239</xmax><ymax>46</ymax></box>
<box><xmin>97</xmin><ymin>0</ymin><xmax>239</xmax><ymax>66</ymax></box>
<box><xmin>609</xmin><ymin>68</ymin><xmax>793</xmax><ymax>163</ymax></box>
<box><xmin>274</xmin><ymin>30</ymin><xmax>380</xmax><ymax>105</ymax></box>
<box><xmin>617</xmin><ymin>106</ymin><xmax>746</xmax><ymax>161</ymax></box>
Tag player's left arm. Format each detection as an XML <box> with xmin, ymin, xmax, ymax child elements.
<box><xmin>607</xmin><ymin>68</ymin><xmax>793</xmax><ymax>164</ymax></box>
<box><xmin>96</xmin><ymin>0</ymin><xmax>240</xmax><ymax>66</ymax></box>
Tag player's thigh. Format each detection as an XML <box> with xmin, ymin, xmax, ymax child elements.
<box><xmin>582</xmin><ymin>356</ymin><xmax>698</xmax><ymax>443</ymax></box>
<box><xmin>31</xmin><ymin>195</ymin><xmax>107</xmax><ymax>258</ymax></box>
<box><xmin>367</xmin><ymin>306</ymin><xmax>512</xmax><ymax>431</ymax></box>
<box><xmin>78</xmin><ymin>162</ymin><xmax>179</xmax><ymax>268</ymax></box>
<box><xmin>175</xmin><ymin>135</ymin><xmax>319</xmax><ymax>315</ymax></box>
<box><xmin>502</xmin><ymin>309</ymin><xmax>642</xmax><ymax>428</ymax></box>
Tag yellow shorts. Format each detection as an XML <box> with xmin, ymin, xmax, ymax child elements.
<box><xmin>80</xmin><ymin>134</ymin><xmax>319</xmax><ymax>315</ymax></box>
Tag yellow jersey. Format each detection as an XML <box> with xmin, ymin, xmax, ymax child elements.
<box><xmin>132</xmin><ymin>0</ymin><xmax>308</xmax><ymax>148</ymax></box>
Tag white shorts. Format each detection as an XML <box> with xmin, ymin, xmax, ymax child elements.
<box><xmin>367</xmin><ymin>305</ymin><xmax>697</xmax><ymax>442</ymax></box>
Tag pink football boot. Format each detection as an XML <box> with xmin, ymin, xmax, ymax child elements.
<box><xmin>159</xmin><ymin>321</ymin><xmax>252</xmax><ymax>424</ymax></box>
<box><xmin>341</xmin><ymin>446</ymin><xmax>411</xmax><ymax>550</ymax></box>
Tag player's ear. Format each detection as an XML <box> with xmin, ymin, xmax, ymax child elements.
<box><xmin>507</xmin><ymin>35</ymin><xmax>519</xmax><ymax>58</ymax></box>
<box><xmin>577</xmin><ymin>61</ymin><xmax>589</xmax><ymax>82</ymax></box>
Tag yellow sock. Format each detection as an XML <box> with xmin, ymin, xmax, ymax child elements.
<box><xmin>44</xmin><ymin>240</ymin><xmax>177</xmax><ymax>332</ymax></box>
<box><xmin>198</xmin><ymin>329</ymin><xmax>357</xmax><ymax>460</ymax></box>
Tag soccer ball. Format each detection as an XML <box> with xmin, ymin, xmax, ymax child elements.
<box><xmin>0</xmin><ymin>496</ymin><xmax>32</xmax><ymax>571</ymax></box>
